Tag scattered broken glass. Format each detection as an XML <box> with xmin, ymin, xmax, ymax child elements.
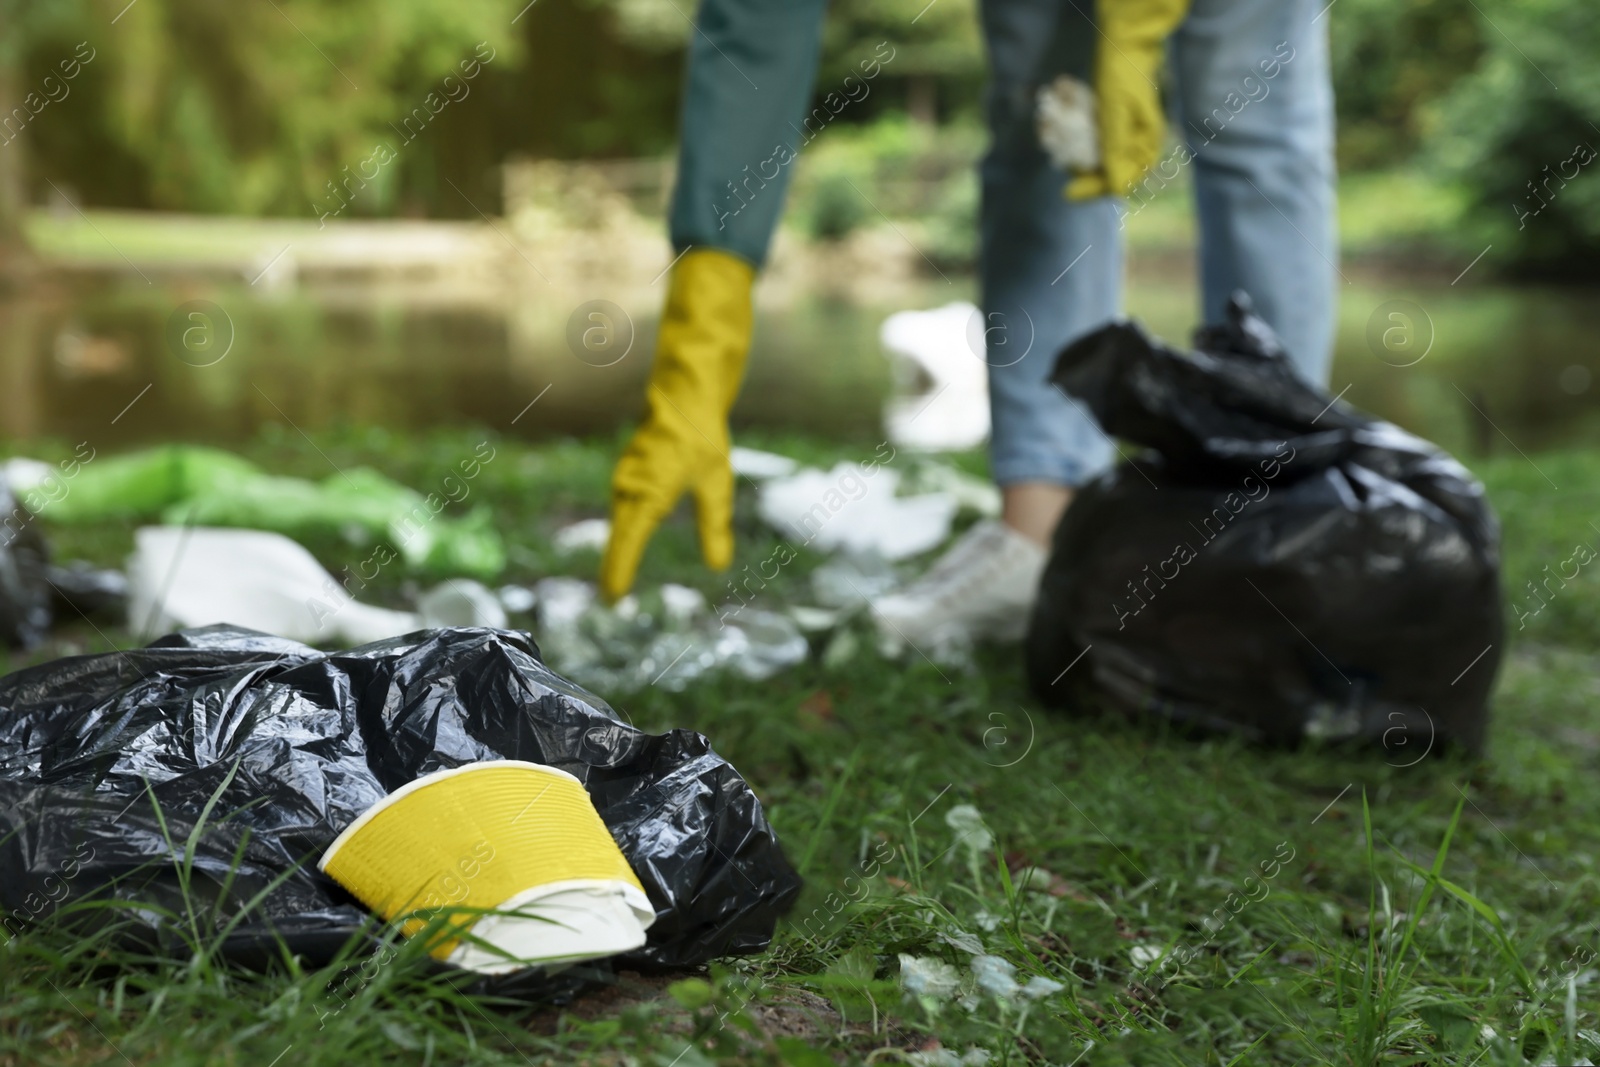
<box><xmin>531</xmin><ymin>578</ymin><xmax>808</xmax><ymax>693</ymax></box>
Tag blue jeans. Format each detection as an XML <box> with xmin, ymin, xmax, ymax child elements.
<box><xmin>981</xmin><ymin>0</ymin><xmax>1338</xmax><ymax>487</ymax></box>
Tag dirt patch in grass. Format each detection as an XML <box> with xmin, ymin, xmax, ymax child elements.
<box><xmin>522</xmin><ymin>970</ymin><xmax>841</xmax><ymax>1043</ymax></box>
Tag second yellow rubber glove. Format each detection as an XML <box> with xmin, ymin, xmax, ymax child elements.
<box><xmin>1066</xmin><ymin>0</ymin><xmax>1191</xmax><ymax>201</ymax></box>
<box><xmin>600</xmin><ymin>248</ymin><xmax>754</xmax><ymax>602</ymax></box>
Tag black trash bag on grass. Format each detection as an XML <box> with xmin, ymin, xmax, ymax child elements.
<box><xmin>0</xmin><ymin>475</ymin><xmax>129</xmax><ymax>648</ymax></box>
<box><xmin>1026</xmin><ymin>295</ymin><xmax>1502</xmax><ymax>753</ymax></box>
<box><xmin>0</xmin><ymin>479</ymin><xmax>53</xmax><ymax>648</ymax></box>
<box><xmin>0</xmin><ymin>625</ymin><xmax>801</xmax><ymax>976</ymax></box>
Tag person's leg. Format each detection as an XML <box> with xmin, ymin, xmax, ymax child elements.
<box><xmin>1002</xmin><ymin>482</ymin><xmax>1074</xmax><ymax>545</ymax></box>
<box><xmin>980</xmin><ymin>0</ymin><xmax>1124</xmax><ymax>545</ymax></box>
<box><xmin>1170</xmin><ymin>0</ymin><xmax>1338</xmax><ymax>384</ymax></box>
<box><xmin>668</xmin><ymin>0</ymin><xmax>831</xmax><ymax>268</ymax></box>
<box><xmin>872</xmin><ymin>0</ymin><xmax>1124</xmax><ymax>650</ymax></box>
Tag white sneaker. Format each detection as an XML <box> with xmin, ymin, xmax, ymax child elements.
<box><xmin>869</xmin><ymin>519</ymin><xmax>1047</xmax><ymax>652</ymax></box>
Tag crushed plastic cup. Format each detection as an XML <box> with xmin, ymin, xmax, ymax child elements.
<box><xmin>318</xmin><ymin>760</ymin><xmax>654</xmax><ymax>974</ymax></box>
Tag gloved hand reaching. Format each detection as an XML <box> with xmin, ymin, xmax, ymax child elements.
<box><xmin>600</xmin><ymin>248</ymin><xmax>754</xmax><ymax>601</ymax></box>
<box><xmin>1037</xmin><ymin>0</ymin><xmax>1191</xmax><ymax>201</ymax></box>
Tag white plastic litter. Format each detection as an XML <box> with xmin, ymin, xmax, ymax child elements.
<box><xmin>880</xmin><ymin>302</ymin><xmax>991</xmax><ymax>452</ymax></box>
<box><xmin>788</xmin><ymin>604</ymin><xmax>845</xmax><ymax>633</ymax></box>
<box><xmin>1020</xmin><ymin>975</ymin><xmax>1065</xmax><ymax>1000</ymax></box>
<box><xmin>497</xmin><ymin>584</ymin><xmax>537</xmax><ymax>614</ymax></box>
<box><xmin>659</xmin><ymin>582</ymin><xmax>709</xmax><ymax>626</ymax></box>
<box><xmin>1</xmin><ymin>458</ymin><xmax>51</xmax><ymax>493</ymax></box>
<box><xmin>530</xmin><ymin>577</ymin><xmax>808</xmax><ymax>693</ymax></box>
<box><xmin>907</xmin><ymin>1050</ymin><xmax>991</xmax><ymax>1067</ymax></box>
<box><xmin>810</xmin><ymin>552</ymin><xmax>899</xmax><ymax>609</ymax></box>
<box><xmin>448</xmin><ymin>882</ymin><xmax>655</xmax><ymax>974</ymax></box>
<box><xmin>938</xmin><ymin>928</ymin><xmax>986</xmax><ymax>955</ymax></box>
<box><xmin>415</xmin><ymin>579</ymin><xmax>508</xmax><ymax>630</ymax></box>
<box><xmin>514</xmin><ymin>445</ymin><xmax>1010</xmax><ymax>684</ymax></box>
<box><xmin>971</xmin><ymin>955</ymin><xmax>1020</xmax><ymax>1000</ymax></box>
<box><xmin>944</xmin><ymin>804</ymin><xmax>995</xmax><ymax>860</ymax></box>
<box><xmin>820</xmin><ymin>626</ymin><xmax>859</xmax><ymax>669</ymax></box>
<box><xmin>1035</xmin><ymin>75</ymin><xmax>1099</xmax><ymax>173</ymax></box>
<box><xmin>128</xmin><ymin>527</ymin><xmax>504</xmax><ymax>646</ymax></box>
<box><xmin>730</xmin><ymin>446</ymin><xmax>800</xmax><ymax>480</ymax></box>
<box><xmin>553</xmin><ymin>517</ymin><xmax>611</xmax><ymax>554</ymax></box>
<box><xmin>532</xmin><ymin>576</ymin><xmax>596</xmax><ymax>631</ymax></box>
<box><xmin>757</xmin><ymin>463</ymin><xmax>958</xmax><ymax>561</ymax></box>
<box><xmin>898</xmin><ymin>954</ymin><xmax>963</xmax><ymax>1001</ymax></box>
<box><xmin>1129</xmin><ymin>944</ymin><xmax>1165</xmax><ymax>969</ymax></box>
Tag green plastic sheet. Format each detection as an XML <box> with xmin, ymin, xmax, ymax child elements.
<box><xmin>48</xmin><ymin>446</ymin><xmax>505</xmax><ymax>579</ymax></box>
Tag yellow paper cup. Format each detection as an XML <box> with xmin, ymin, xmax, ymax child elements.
<box><xmin>318</xmin><ymin>760</ymin><xmax>654</xmax><ymax>973</ymax></box>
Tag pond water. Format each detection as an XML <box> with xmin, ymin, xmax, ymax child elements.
<box><xmin>2</xmin><ymin>268</ymin><xmax>1598</xmax><ymax>464</ymax></box>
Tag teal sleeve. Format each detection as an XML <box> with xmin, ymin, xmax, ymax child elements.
<box><xmin>668</xmin><ymin>0</ymin><xmax>830</xmax><ymax>269</ymax></box>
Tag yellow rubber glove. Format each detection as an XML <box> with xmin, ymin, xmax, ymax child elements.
<box><xmin>1066</xmin><ymin>0</ymin><xmax>1191</xmax><ymax>201</ymax></box>
<box><xmin>600</xmin><ymin>248</ymin><xmax>755</xmax><ymax>602</ymax></box>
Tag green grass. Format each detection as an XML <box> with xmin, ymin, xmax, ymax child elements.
<box><xmin>3</xmin><ymin>426</ymin><xmax>1598</xmax><ymax>1066</ymax></box>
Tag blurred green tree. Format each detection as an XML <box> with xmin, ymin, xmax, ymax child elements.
<box><xmin>1</xmin><ymin>1</ymin><xmax>93</xmax><ymax>266</ymax></box>
<box><xmin>9</xmin><ymin>0</ymin><xmax>987</xmax><ymax>223</ymax></box>
<box><xmin>1327</xmin><ymin>0</ymin><xmax>1484</xmax><ymax>169</ymax></box>
<box><xmin>3</xmin><ymin>0</ymin><xmax>1595</xmax><ymax>286</ymax></box>
<box><xmin>814</xmin><ymin>0</ymin><xmax>982</xmax><ymax>124</ymax></box>
<box><xmin>1426</xmin><ymin>0</ymin><xmax>1600</xmax><ymax>277</ymax></box>
<box><xmin>590</xmin><ymin>0</ymin><xmax>984</xmax><ymax>125</ymax></box>
<box><xmin>10</xmin><ymin>0</ymin><xmax>524</xmax><ymax>217</ymax></box>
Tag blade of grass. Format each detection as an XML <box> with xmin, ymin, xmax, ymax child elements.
<box><xmin>1224</xmin><ymin>1027</ymin><xmax>1273</xmax><ymax>1066</ymax></box>
<box><xmin>1359</xmin><ymin>788</ymin><xmax>1381</xmax><ymax>1067</ymax></box>
<box><xmin>1386</xmin><ymin>851</ymin><xmax>1533</xmax><ymax>993</ymax></box>
<box><xmin>1223</xmin><ymin>940</ymin><xmax>1279</xmax><ymax>988</ymax></box>
<box><xmin>797</xmin><ymin>746</ymin><xmax>860</xmax><ymax>876</ymax></box>
<box><xmin>1392</xmin><ymin>789</ymin><xmax>1468</xmax><ymax>969</ymax></box>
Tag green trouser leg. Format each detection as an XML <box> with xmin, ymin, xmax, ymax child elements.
<box><xmin>668</xmin><ymin>0</ymin><xmax>830</xmax><ymax>268</ymax></box>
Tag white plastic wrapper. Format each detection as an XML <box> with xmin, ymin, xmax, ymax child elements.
<box><xmin>552</xmin><ymin>517</ymin><xmax>611</xmax><ymax>554</ymax></box>
<box><xmin>880</xmin><ymin>302</ymin><xmax>992</xmax><ymax>452</ymax></box>
<box><xmin>128</xmin><ymin>526</ymin><xmax>504</xmax><ymax>646</ymax></box>
<box><xmin>729</xmin><ymin>446</ymin><xmax>800</xmax><ymax>480</ymax></box>
<box><xmin>1035</xmin><ymin>74</ymin><xmax>1099</xmax><ymax>173</ymax></box>
<box><xmin>757</xmin><ymin>463</ymin><xmax>959</xmax><ymax>561</ymax></box>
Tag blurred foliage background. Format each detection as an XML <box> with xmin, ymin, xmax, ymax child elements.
<box><xmin>0</xmin><ymin>0</ymin><xmax>1597</xmax><ymax>276</ymax></box>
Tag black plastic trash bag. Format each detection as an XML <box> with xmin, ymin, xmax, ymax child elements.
<box><xmin>0</xmin><ymin>475</ymin><xmax>129</xmax><ymax>648</ymax></box>
<box><xmin>44</xmin><ymin>561</ymin><xmax>131</xmax><ymax>622</ymax></box>
<box><xmin>0</xmin><ymin>625</ymin><xmax>801</xmax><ymax>972</ymax></box>
<box><xmin>1026</xmin><ymin>295</ymin><xmax>1502</xmax><ymax>754</ymax></box>
<box><xmin>0</xmin><ymin>479</ymin><xmax>53</xmax><ymax>648</ymax></box>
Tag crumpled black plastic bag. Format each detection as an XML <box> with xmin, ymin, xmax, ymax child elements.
<box><xmin>0</xmin><ymin>479</ymin><xmax>53</xmax><ymax>648</ymax></box>
<box><xmin>44</xmin><ymin>561</ymin><xmax>131</xmax><ymax>623</ymax></box>
<box><xmin>1026</xmin><ymin>294</ymin><xmax>1502</xmax><ymax>754</ymax></box>
<box><xmin>0</xmin><ymin>475</ymin><xmax>129</xmax><ymax>648</ymax></box>
<box><xmin>0</xmin><ymin>624</ymin><xmax>801</xmax><ymax>973</ymax></box>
